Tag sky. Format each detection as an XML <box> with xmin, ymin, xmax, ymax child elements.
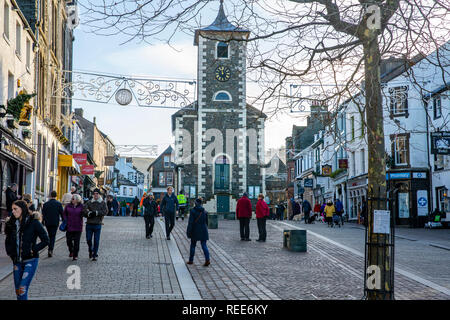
<box><xmin>72</xmin><ymin>1</ymin><xmax>306</xmax><ymax>158</ymax></box>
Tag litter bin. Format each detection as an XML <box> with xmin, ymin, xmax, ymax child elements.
<box><xmin>208</xmin><ymin>214</ymin><xmax>218</xmax><ymax>229</ymax></box>
<box><xmin>283</xmin><ymin>229</ymin><xmax>307</xmax><ymax>252</ymax></box>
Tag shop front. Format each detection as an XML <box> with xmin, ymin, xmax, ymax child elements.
<box><xmin>0</xmin><ymin>128</ymin><xmax>35</xmax><ymax>219</ymax></box>
<box><xmin>348</xmin><ymin>175</ymin><xmax>367</xmax><ymax>222</ymax></box>
<box><xmin>57</xmin><ymin>154</ymin><xmax>80</xmax><ymax>201</ymax></box>
<box><xmin>387</xmin><ymin>170</ymin><xmax>430</xmax><ymax>227</ymax></box>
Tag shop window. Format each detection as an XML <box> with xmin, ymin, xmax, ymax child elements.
<box><xmin>437</xmin><ymin>187</ymin><xmax>449</xmax><ymax>212</ymax></box>
<box><xmin>166</xmin><ymin>172</ymin><xmax>173</xmax><ymax>185</ymax></box>
<box><xmin>159</xmin><ymin>172</ymin><xmax>165</xmax><ymax>186</ymax></box>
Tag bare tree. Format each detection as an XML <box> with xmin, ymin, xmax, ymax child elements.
<box><xmin>80</xmin><ymin>0</ymin><xmax>450</xmax><ymax>299</ymax></box>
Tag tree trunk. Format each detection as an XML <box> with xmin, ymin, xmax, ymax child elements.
<box><xmin>363</xmin><ymin>35</ymin><xmax>393</xmax><ymax>300</ymax></box>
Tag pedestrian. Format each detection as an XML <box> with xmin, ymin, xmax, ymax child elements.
<box><xmin>112</xmin><ymin>196</ymin><xmax>119</xmax><ymax>216</ymax></box>
<box><xmin>313</xmin><ymin>202</ymin><xmax>321</xmax><ymax>222</ymax></box>
<box><xmin>106</xmin><ymin>195</ymin><xmax>115</xmax><ymax>216</ymax></box>
<box><xmin>132</xmin><ymin>196</ymin><xmax>140</xmax><ymax>217</ymax></box>
<box><xmin>320</xmin><ymin>202</ymin><xmax>327</xmax><ymax>223</ymax></box>
<box><xmin>142</xmin><ymin>193</ymin><xmax>157</xmax><ymax>239</ymax></box>
<box><xmin>22</xmin><ymin>194</ymin><xmax>36</xmax><ymax>212</ymax></box>
<box><xmin>160</xmin><ymin>186</ymin><xmax>179</xmax><ymax>240</ymax></box>
<box><xmin>255</xmin><ymin>194</ymin><xmax>270</xmax><ymax>242</ymax></box>
<box><xmin>236</xmin><ymin>192</ymin><xmax>252</xmax><ymax>241</ymax></box>
<box><xmin>360</xmin><ymin>196</ymin><xmax>368</xmax><ymax>227</ymax></box>
<box><xmin>63</xmin><ymin>194</ymin><xmax>84</xmax><ymax>261</ymax></box>
<box><xmin>4</xmin><ymin>200</ymin><xmax>49</xmax><ymax>300</ymax></box>
<box><xmin>176</xmin><ymin>189</ymin><xmax>187</xmax><ymax>221</ymax></box>
<box><xmin>291</xmin><ymin>199</ymin><xmax>301</xmax><ymax>220</ymax></box>
<box><xmin>335</xmin><ymin>198</ymin><xmax>344</xmax><ymax>226</ymax></box>
<box><xmin>302</xmin><ymin>199</ymin><xmax>312</xmax><ymax>224</ymax></box>
<box><xmin>186</xmin><ymin>198</ymin><xmax>210</xmax><ymax>266</ymax></box>
<box><xmin>82</xmin><ymin>188</ymin><xmax>107</xmax><ymax>261</ymax></box>
<box><xmin>6</xmin><ymin>183</ymin><xmax>20</xmax><ymax>216</ymax></box>
<box><xmin>324</xmin><ymin>200</ymin><xmax>336</xmax><ymax>227</ymax></box>
<box><xmin>42</xmin><ymin>191</ymin><xmax>64</xmax><ymax>257</ymax></box>
<box><xmin>61</xmin><ymin>186</ymin><xmax>77</xmax><ymax>207</ymax></box>
<box><xmin>277</xmin><ymin>202</ymin><xmax>285</xmax><ymax>220</ymax></box>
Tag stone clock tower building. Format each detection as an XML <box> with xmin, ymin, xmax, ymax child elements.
<box><xmin>172</xmin><ymin>1</ymin><xmax>266</xmax><ymax>214</ymax></box>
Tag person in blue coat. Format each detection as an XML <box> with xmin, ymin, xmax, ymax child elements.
<box><xmin>186</xmin><ymin>198</ymin><xmax>210</xmax><ymax>266</ymax></box>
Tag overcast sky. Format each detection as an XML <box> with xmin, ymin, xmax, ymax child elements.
<box><xmin>72</xmin><ymin>2</ymin><xmax>306</xmax><ymax>158</ymax></box>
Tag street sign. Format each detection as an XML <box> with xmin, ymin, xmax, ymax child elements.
<box><xmin>105</xmin><ymin>156</ymin><xmax>116</xmax><ymax>166</ymax></box>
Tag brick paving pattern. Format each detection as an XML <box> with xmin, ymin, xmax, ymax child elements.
<box><xmin>0</xmin><ymin>217</ymin><xmax>182</xmax><ymax>300</ymax></box>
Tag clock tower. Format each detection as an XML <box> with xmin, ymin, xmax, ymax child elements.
<box><xmin>172</xmin><ymin>0</ymin><xmax>266</xmax><ymax>214</ymax></box>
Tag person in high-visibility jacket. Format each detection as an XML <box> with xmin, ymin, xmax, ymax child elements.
<box><xmin>177</xmin><ymin>190</ymin><xmax>187</xmax><ymax>221</ymax></box>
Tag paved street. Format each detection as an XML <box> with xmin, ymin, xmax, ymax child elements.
<box><xmin>0</xmin><ymin>216</ymin><xmax>449</xmax><ymax>300</ymax></box>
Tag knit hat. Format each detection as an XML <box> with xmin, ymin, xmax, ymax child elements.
<box><xmin>93</xmin><ymin>188</ymin><xmax>101</xmax><ymax>194</ymax></box>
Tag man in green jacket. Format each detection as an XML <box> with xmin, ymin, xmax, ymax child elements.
<box><xmin>82</xmin><ymin>188</ymin><xmax>107</xmax><ymax>261</ymax></box>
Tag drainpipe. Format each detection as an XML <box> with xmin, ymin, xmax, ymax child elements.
<box><xmin>424</xmin><ymin>97</ymin><xmax>433</xmax><ymax>214</ymax></box>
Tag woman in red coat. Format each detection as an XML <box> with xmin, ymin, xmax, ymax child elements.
<box><xmin>255</xmin><ymin>194</ymin><xmax>270</xmax><ymax>242</ymax></box>
<box><xmin>236</xmin><ymin>192</ymin><xmax>252</xmax><ymax>241</ymax></box>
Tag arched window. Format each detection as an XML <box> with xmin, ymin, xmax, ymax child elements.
<box><xmin>213</xmin><ymin>91</ymin><xmax>232</xmax><ymax>101</ymax></box>
<box><xmin>217</xmin><ymin>41</ymin><xmax>229</xmax><ymax>59</ymax></box>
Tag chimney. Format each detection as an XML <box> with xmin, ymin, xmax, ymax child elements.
<box><xmin>74</xmin><ymin>108</ymin><xmax>83</xmax><ymax>118</ymax></box>
<box><xmin>93</xmin><ymin>117</ymin><xmax>96</xmax><ymax>124</ymax></box>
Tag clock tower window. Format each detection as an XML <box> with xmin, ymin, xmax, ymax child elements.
<box><xmin>216</xmin><ymin>41</ymin><xmax>229</xmax><ymax>59</ymax></box>
<box><xmin>213</xmin><ymin>91</ymin><xmax>232</xmax><ymax>101</ymax></box>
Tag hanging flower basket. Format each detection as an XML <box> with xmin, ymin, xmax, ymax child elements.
<box><xmin>6</xmin><ymin>91</ymin><xmax>36</xmax><ymax>126</ymax></box>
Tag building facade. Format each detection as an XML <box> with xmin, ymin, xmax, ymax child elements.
<box><xmin>172</xmin><ymin>2</ymin><xmax>266</xmax><ymax>214</ymax></box>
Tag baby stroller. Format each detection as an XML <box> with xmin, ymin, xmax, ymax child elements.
<box><xmin>332</xmin><ymin>214</ymin><xmax>342</xmax><ymax>227</ymax></box>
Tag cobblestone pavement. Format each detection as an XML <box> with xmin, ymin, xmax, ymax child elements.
<box><xmin>276</xmin><ymin>220</ymin><xmax>450</xmax><ymax>292</ymax></box>
<box><xmin>0</xmin><ymin>217</ymin><xmax>182</xmax><ymax>300</ymax></box>
<box><xmin>171</xmin><ymin>217</ymin><xmax>450</xmax><ymax>300</ymax></box>
<box><xmin>1</xmin><ymin>216</ymin><xmax>448</xmax><ymax>300</ymax></box>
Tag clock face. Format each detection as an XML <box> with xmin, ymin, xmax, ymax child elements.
<box><xmin>215</xmin><ymin>66</ymin><xmax>231</xmax><ymax>82</ymax></box>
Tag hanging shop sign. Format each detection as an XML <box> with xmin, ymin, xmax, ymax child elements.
<box><xmin>97</xmin><ymin>178</ymin><xmax>105</xmax><ymax>185</ymax></box>
<box><xmin>105</xmin><ymin>156</ymin><xmax>116</xmax><ymax>166</ymax></box>
<box><xmin>430</xmin><ymin>132</ymin><xmax>450</xmax><ymax>155</ymax></box>
<box><xmin>81</xmin><ymin>165</ymin><xmax>94</xmax><ymax>175</ymax></box>
<box><xmin>322</xmin><ymin>165</ymin><xmax>332</xmax><ymax>176</ymax></box>
<box><xmin>304</xmin><ymin>178</ymin><xmax>314</xmax><ymax>188</ymax></box>
<box><xmin>338</xmin><ymin>159</ymin><xmax>348</xmax><ymax>169</ymax></box>
<box><xmin>73</xmin><ymin>153</ymin><xmax>87</xmax><ymax>165</ymax></box>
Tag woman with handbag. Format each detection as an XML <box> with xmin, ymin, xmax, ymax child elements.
<box><xmin>186</xmin><ymin>198</ymin><xmax>210</xmax><ymax>266</ymax></box>
<box><xmin>4</xmin><ymin>200</ymin><xmax>49</xmax><ymax>300</ymax></box>
<box><xmin>62</xmin><ymin>194</ymin><xmax>84</xmax><ymax>261</ymax></box>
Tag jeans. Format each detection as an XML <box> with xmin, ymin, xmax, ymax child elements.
<box><xmin>144</xmin><ymin>215</ymin><xmax>155</xmax><ymax>237</ymax></box>
<box><xmin>177</xmin><ymin>207</ymin><xmax>186</xmax><ymax>219</ymax></box>
<box><xmin>66</xmin><ymin>231</ymin><xmax>82</xmax><ymax>257</ymax></box>
<box><xmin>45</xmin><ymin>225</ymin><xmax>58</xmax><ymax>251</ymax></box>
<box><xmin>164</xmin><ymin>211</ymin><xmax>175</xmax><ymax>238</ymax></box>
<box><xmin>13</xmin><ymin>258</ymin><xmax>39</xmax><ymax>300</ymax></box>
<box><xmin>257</xmin><ymin>217</ymin><xmax>267</xmax><ymax>241</ymax></box>
<box><xmin>239</xmin><ymin>217</ymin><xmax>250</xmax><ymax>239</ymax></box>
<box><xmin>189</xmin><ymin>240</ymin><xmax>210</xmax><ymax>262</ymax></box>
<box><xmin>86</xmin><ymin>224</ymin><xmax>102</xmax><ymax>257</ymax></box>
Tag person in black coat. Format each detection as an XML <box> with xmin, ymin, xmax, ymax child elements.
<box><xmin>142</xmin><ymin>194</ymin><xmax>157</xmax><ymax>239</ymax></box>
<box><xmin>161</xmin><ymin>186</ymin><xmax>179</xmax><ymax>240</ymax></box>
<box><xmin>4</xmin><ymin>200</ymin><xmax>49</xmax><ymax>300</ymax></box>
<box><xmin>41</xmin><ymin>191</ymin><xmax>64</xmax><ymax>257</ymax></box>
<box><xmin>5</xmin><ymin>183</ymin><xmax>20</xmax><ymax>216</ymax></box>
<box><xmin>186</xmin><ymin>198</ymin><xmax>210</xmax><ymax>266</ymax></box>
<box><xmin>132</xmin><ymin>196</ymin><xmax>140</xmax><ymax>217</ymax></box>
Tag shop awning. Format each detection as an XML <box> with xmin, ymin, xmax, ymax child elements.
<box><xmin>58</xmin><ymin>155</ymin><xmax>81</xmax><ymax>175</ymax></box>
